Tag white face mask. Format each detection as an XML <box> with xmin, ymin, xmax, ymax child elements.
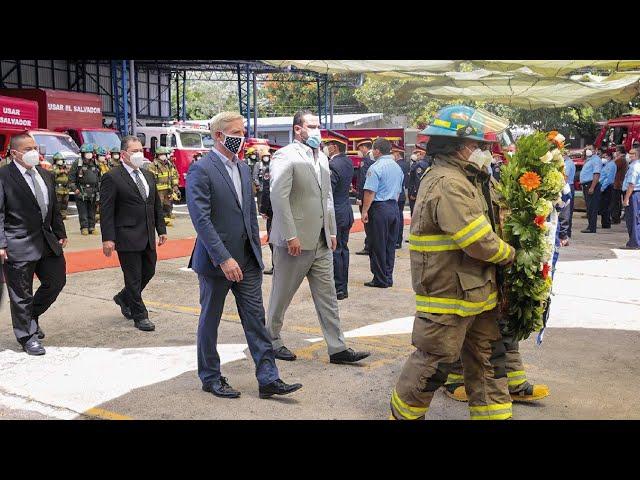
<box><xmin>585</xmin><ymin>149</ymin><xmax>593</xmax><ymax>157</ymax></box>
<box><xmin>627</xmin><ymin>153</ymin><xmax>632</xmax><ymax>163</ymax></box>
<box><xmin>322</xmin><ymin>146</ymin><xmax>330</xmax><ymax>157</ymax></box>
<box><xmin>129</xmin><ymin>152</ymin><xmax>146</xmax><ymax>169</ymax></box>
<box><xmin>465</xmin><ymin>147</ymin><xmax>493</xmax><ymax>169</ymax></box>
<box><xmin>158</xmin><ymin>155</ymin><xmax>167</xmax><ymax>161</ymax></box>
<box><xmin>84</xmin><ymin>153</ymin><xmax>93</xmax><ymax>160</ymax></box>
<box><xmin>21</xmin><ymin>149</ymin><xmax>41</xmax><ymax>167</ymax></box>
<box><xmin>410</xmin><ymin>154</ymin><xmax>418</xmax><ymax>162</ymax></box>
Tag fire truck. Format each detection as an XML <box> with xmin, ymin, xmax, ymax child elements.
<box><xmin>135</xmin><ymin>121</ymin><xmax>213</xmax><ymax>189</ymax></box>
<box><xmin>594</xmin><ymin>113</ymin><xmax>640</xmax><ymax>154</ymax></box>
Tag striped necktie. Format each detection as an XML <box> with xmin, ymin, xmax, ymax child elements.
<box><xmin>133</xmin><ymin>169</ymin><xmax>147</xmax><ymax>201</ymax></box>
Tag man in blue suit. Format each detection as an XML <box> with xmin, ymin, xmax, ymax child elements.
<box><xmin>323</xmin><ymin>131</ymin><xmax>354</xmax><ymax>300</ymax></box>
<box><xmin>186</xmin><ymin>112</ymin><xmax>302</xmax><ymax>400</ymax></box>
<box><xmin>391</xmin><ymin>144</ymin><xmax>409</xmax><ymax>248</ymax></box>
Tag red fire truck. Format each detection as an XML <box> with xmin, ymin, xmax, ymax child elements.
<box><xmin>594</xmin><ymin>113</ymin><xmax>640</xmax><ymax>154</ymax></box>
<box><xmin>0</xmin><ymin>88</ymin><xmax>120</xmax><ymax>154</ymax></box>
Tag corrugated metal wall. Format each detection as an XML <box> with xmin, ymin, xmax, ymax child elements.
<box><xmin>0</xmin><ymin>60</ymin><xmax>171</xmax><ymax>120</ymax></box>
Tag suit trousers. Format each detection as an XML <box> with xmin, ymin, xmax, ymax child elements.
<box><xmin>333</xmin><ymin>223</ymin><xmax>351</xmax><ymax>294</ymax></box>
<box><xmin>625</xmin><ymin>191</ymin><xmax>640</xmax><ymax>248</ymax></box>
<box><xmin>3</xmin><ymin>245</ymin><xmax>66</xmax><ymax>342</ymax></box>
<box><xmin>611</xmin><ymin>188</ymin><xmax>623</xmax><ymax>224</ymax></box>
<box><xmin>396</xmin><ymin>200</ymin><xmax>406</xmax><ymax>246</ymax></box>
<box><xmin>583</xmin><ymin>182</ymin><xmax>602</xmax><ymax>232</ymax></box>
<box><xmin>369</xmin><ymin>200</ymin><xmax>399</xmax><ymax>287</ymax></box>
<box><xmin>266</xmin><ymin>217</ymin><xmax>274</xmax><ymax>269</ymax></box>
<box><xmin>76</xmin><ymin>197</ymin><xmax>97</xmax><ymax>230</ymax></box>
<box><xmin>116</xmin><ymin>245</ymin><xmax>157</xmax><ymax>320</ymax></box>
<box><xmin>599</xmin><ymin>185</ymin><xmax>613</xmax><ymax>228</ymax></box>
<box><xmin>568</xmin><ymin>185</ymin><xmax>575</xmax><ymax>237</ymax></box>
<box><xmin>267</xmin><ymin>233</ymin><xmax>347</xmax><ymax>355</ymax></box>
<box><xmin>197</xmin><ymin>256</ymin><xmax>279</xmax><ymax>387</ymax></box>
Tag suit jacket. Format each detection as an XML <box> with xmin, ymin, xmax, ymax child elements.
<box><xmin>269</xmin><ymin>140</ymin><xmax>337</xmax><ymax>250</ymax></box>
<box><xmin>99</xmin><ymin>165</ymin><xmax>166</xmax><ymax>252</ymax></box>
<box><xmin>0</xmin><ymin>162</ymin><xmax>66</xmax><ymax>262</ymax></box>
<box><xmin>329</xmin><ymin>153</ymin><xmax>355</xmax><ymax>229</ymax></box>
<box><xmin>186</xmin><ymin>150</ymin><xmax>263</xmax><ymax>277</ymax></box>
<box><xmin>356</xmin><ymin>155</ymin><xmax>375</xmax><ymax>201</ymax></box>
<box><xmin>396</xmin><ymin>158</ymin><xmax>409</xmax><ymax>203</ymax></box>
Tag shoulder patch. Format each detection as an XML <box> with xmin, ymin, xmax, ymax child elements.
<box><xmin>366</xmin><ymin>170</ymin><xmax>373</xmax><ymax>177</ymax></box>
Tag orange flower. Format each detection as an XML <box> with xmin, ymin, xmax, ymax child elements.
<box><xmin>547</xmin><ymin>131</ymin><xmax>559</xmax><ymax>141</ymax></box>
<box><xmin>534</xmin><ymin>215</ymin><xmax>546</xmax><ymax>228</ymax></box>
<box><xmin>541</xmin><ymin>263</ymin><xmax>550</xmax><ymax>280</ymax></box>
<box><xmin>519</xmin><ymin>171</ymin><xmax>541</xmax><ymax>191</ymax></box>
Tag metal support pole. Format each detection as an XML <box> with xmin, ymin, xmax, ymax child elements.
<box><xmin>181</xmin><ymin>71</ymin><xmax>187</xmax><ymax>121</ymax></box>
<box><xmin>121</xmin><ymin>60</ymin><xmax>129</xmax><ymax>135</ymax></box>
<box><xmin>245</xmin><ymin>64</ymin><xmax>251</xmax><ymax>136</ymax></box>
<box><xmin>175</xmin><ymin>73</ymin><xmax>180</xmax><ymax>120</ymax></box>
<box><xmin>252</xmin><ymin>71</ymin><xmax>258</xmax><ymax>137</ymax></box>
<box><xmin>129</xmin><ymin>60</ymin><xmax>137</xmax><ymax>132</ymax></box>
<box><xmin>330</xmin><ymin>86</ymin><xmax>335</xmax><ymax>128</ymax></box>
<box><xmin>316</xmin><ymin>76</ymin><xmax>322</xmax><ymax>126</ymax></box>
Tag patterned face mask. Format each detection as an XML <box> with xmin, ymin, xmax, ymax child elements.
<box><xmin>221</xmin><ymin>133</ymin><xmax>244</xmax><ymax>155</ymax></box>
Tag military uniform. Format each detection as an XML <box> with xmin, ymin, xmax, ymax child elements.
<box><xmin>148</xmin><ymin>147</ymin><xmax>179</xmax><ymax>226</ymax></box>
<box><xmin>51</xmin><ymin>153</ymin><xmax>70</xmax><ymax>219</ymax></box>
<box><xmin>69</xmin><ymin>151</ymin><xmax>100</xmax><ymax>235</ymax></box>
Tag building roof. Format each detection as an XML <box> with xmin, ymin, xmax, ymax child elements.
<box><xmin>256</xmin><ymin>113</ymin><xmax>384</xmax><ymax>131</ymax></box>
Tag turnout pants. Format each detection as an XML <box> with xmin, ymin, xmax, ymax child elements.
<box><xmin>76</xmin><ymin>197</ymin><xmax>97</xmax><ymax>230</ymax></box>
<box><xmin>333</xmin><ymin>223</ymin><xmax>352</xmax><ymax>294</ymax></box>
<box><xmin>369</xmin><ymin>200</ymin><xmax>399</xmax><ymax>287</ymax></box>
<box><xmin>56</xmin><ymin>193</ymin><xmax>69</xmax><ymax>217</ymax></box>
<box><xmin>625</xmin><ymin>191</ymin><xmax>640</xmax><ymax>248</ymax></box>
<box><xmin>197</xmin><ymin>256</ymin><xmax>279</xmax><ymax>387</ymax></box>
<box><xmin>3</xmin><ymin>245</ymin><xmax>66</xmax><ymax>343</ymax></box>
<box><xmin>396</xmin><ymin>200</ymin><xmax>405</xmax><ymax>246</ymax></box>
<box><xmin>158</xmin><ymin>189</ymin><xmax>173</xmax><ymax>219</ymax></box>
<box><xmin>391</xmin><ymin>310</ymin><xmax>511</xmax><ymax>420</ymax></box>
<box><xmin>599</xmin><ymin>185</ymin><xmax>613</xmax><ymax>228</ymax></box>
<box><xmin>583</xmin><ymin>182</ymin><xmax>602</xmax><ymax>232</ymax></box>
<box><xmin>611</xmin><ymin>188</ymin><xmax>623</xmax><ymax>224</ymax></box>
<box><xmin>115</xmin><ymin>245</ymin><xmax>157</xmax><ymax>320</ymax></box>
<box><xmin>267</xmin><ymin>233</ymin><xmax>347</xmax><ymax>355</ymax></box>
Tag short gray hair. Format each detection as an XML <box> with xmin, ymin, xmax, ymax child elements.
<box><xmin>210</xmin><ymin>111</ymin><xmax>245</xmax><ymax>135</ymax></box>
<box><xmin>121</xmin><ymin>135</ymin><xmax>141</xmax><ymax>151</ymax></box>
<box><xmin>9</xmin><ymin>133</ymin><xmax>33</xmax><ymax>151</ymax></box>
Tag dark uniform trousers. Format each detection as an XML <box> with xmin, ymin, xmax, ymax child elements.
<box><xmin>625</xmin><ymin>191</ymin><xmax>640</xmax><ymax>248</ymax></box>
<box><xmin>333</xmin><ymin>224</ymin><xmax>351</xmax><ymax>294</ymax></box>
<box><xmin>599</xmin><ymin>185</ymin><xmax>613</xmax><ymax>228</ymax></box>
<box><xmin>369</xmin><ymin>200</ymin><xmax>399</xmax><ymax>287</ymax></box>
<box><xmin>397</xmin><ymin>199</ymin><xmax>405</xmax><ymax>246</ymax></box>
<box><xmin>611</xmin><ymin>188</ymin><xmax>624</xmax><ymax>224</ymax></box>
<box><xmin>115</xmin><ymin>242</ymin><xmax>157</xmax><ymax>320</ymax></box>
<box><xmin>77</xmin><ymin>197</ymin><xmax>97</xmax><ymax>230</ymax></box>
<box><xmin>583</xmin><ymin>181</ymin><xmax>602</xmax><ymax>231</ymax></box>
<box><xmin>3</xmin><ymin>243</ymin><xmax>66</xmax><ymax>342</ymax></box>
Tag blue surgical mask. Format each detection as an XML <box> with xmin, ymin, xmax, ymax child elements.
<box><xmin>305</xmin><ymin>128</ymin><xmax>322</xmax><ymax>149</ymax></box>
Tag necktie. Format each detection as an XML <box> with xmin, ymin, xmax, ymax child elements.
<box><xmin>133</xmin><ymin>170</ymin><xmax>147</xmax><ymax>201</ymax></box>
<box><xmin>25</xmin><ymin>169</ymin><xmax>47</xmax><ymax>222</ymax></box>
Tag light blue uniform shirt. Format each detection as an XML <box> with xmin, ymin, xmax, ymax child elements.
<box><xmin>579</xmin><ymin>154</ymin><xmax>602</xmax><ymax>183</ymax></box>
<box><xmin>622</xmin><ymin>160</ymin><xmax>640</xmax><ymax>191</ymax></box>
<box><xmin>363</xmin><ymin>154</ymin><xmax>404</xmax><ymax>201</ymax></box>
<box><xmin>600</xmin><ymin>160</ymin><xmax>617</xmax><ymax>190</ymax></box>
<box><xmin>564</xmin><ymin>157</ymin><xmax>576</xmax><ymax>187</ymax></box>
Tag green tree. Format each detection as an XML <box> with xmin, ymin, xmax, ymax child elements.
<box><xmin>184</xmin><ymin>80</ymin><xmax>237</xmax><ymax>120</ymax></box>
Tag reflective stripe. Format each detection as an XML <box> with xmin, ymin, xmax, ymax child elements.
<box><xmin>454</xmin><ymin>216</ymin><xmax>492</xmax><ymax>249</ymax></box>
<box><xmin>487</xmin><ymin>239</ymin><xmax>511</xmax><ymax>264</ymax></box>
<box><xmin>409</xmin><ymin>233</ymin><xmax>461</xmax><ymax>252</ymax></box>
<box><xmin>433</xmin><ymin>118</ymin><xmax>451</xmax><ymax>129</ymax></box>
<box><xmin>416</xmin><ymin>292</ymin><xmax>497</xmax><ymax>317</ymax></box>
<box><xmin>445</xmin><ymin>373</ymin><xmax>464</xmax><ymax>385</ymax></box>
<box><xmin>390</xmin><ymin>389</ymin><xmax>428</xmax><ymax>420</ymax></box>
<box><xmin>507</xmin><ymin>370</ymin><xmax>527</xmax><ymax>387</ymax></box>
<box><xmin>452</xmin><ymin>215</ymin><xmax>487</xmax><ymax>242</ymax></box>
<box><xmin>469</xmin><ymin>402</ymin><xmax>513</xmax><ymax>420</ymax></box>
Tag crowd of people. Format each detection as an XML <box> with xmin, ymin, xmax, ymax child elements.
<box><xmin>1</xmin><ymin>104</ymin><xmax>639</xmax><ymax>418</ymax></box>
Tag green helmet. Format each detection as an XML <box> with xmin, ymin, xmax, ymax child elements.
<box><xmin>53</xmin><ymin>152</ymin><xmax>65</xmax><ymax>161</ymax></box>
<box><xmin>80</xmin><ymin>143</ymin><xmax>94</xmax><ymax>153</ymax></box>
<box><xmin>155</xmin><ymin>146</ymin><xmax>171</xmax><ymax>156</ymax></box>
<box><xmin>110</xmin><ymin>147</ymin><xmax>120</xmax><ymax>154</ymax></box>
<box><xmin>421</xmin><ymin>105</ymin><xmax>509</xmax><ymax>143</ymax></box>
<box><xmin>96</xmin><ymin>146</ymin><xmax>107</xmax><ymax>156</ymax></box>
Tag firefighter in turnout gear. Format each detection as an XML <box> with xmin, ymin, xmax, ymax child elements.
<box><xmin>389</xmin><ymin>105</ymin><xmax>517</xmax><ymax>420</ymax></box>
<box><xmin>148</xmin><ymin>146</ymin><xmax>179</xmax><ymax>226</ymax></box>
<box><xmin>70</xmin><ymin>143</ymin><xmax>101</xmax><ymax>235</ymax></box>
<box><xmin>52</xmin><ymin>152</ymin><xmax>70</xmax><ymax>220</ymax></box>
<box><xmin>109</xmin><ymin>146</ymin><xmax>122</xmax><ymax>168</ymax></box>
<box><xmin>95</xmin><ymin>146</ymin><xmax>109</xmax><ymax>222</ymax></box>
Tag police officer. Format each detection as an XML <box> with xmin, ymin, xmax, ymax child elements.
<box><xmin>258</xmin><ymin>150</ymin><xmax>275</xmax><ymax>275</ymax></box>
<box><xmin>599</xmin><ymin>152</ymin><xmax>617</xmax><ymax>229</ymax></box>
<box><xmin>323</xmin><ymin>131</ymin><xmax>354</xmax><ymax>300</ymax></box>
<box><xmin>148</xmin><ymin>146</ymin><xmax>179</xmax><ymax>227</ymax></box>
<box><xmin>109</xmin><ymin>146</ymin><xmax>122</xmax><ymax>168</ymax></box>
<box><xmin>355</xmin><ymin>138</ymin><xmax>375</xmax><ymax>256</ymax></box>
<box><xmin>69</xmin><ymin>143</ymin><xmax>100</xmax><ymax>235</ymax></box>
<box><xmin>407</xmin><ymin>145</ymin><xmax>429</xmax><ymax>216</ymax></box>
<box><xmin>392</xmin><ymin>144</ymin><xmax>408</xmax><ymax>248</ymax></box>
<box><xmin>389</xmin><ymin>105</ymin><xmax>518</xmax><ymax>420</ymax></box>
<box><xmin>362</xmin><ymin>138</ymin><xmax>404</xmax><ymax>289</ymax></box>
<box><xmin>579</xmin><ymin>145</ymin><xmax>602</xmax><ymax>233</ymax></box>
<box><xmin>52</xmin><ymin>152</ymin><xmax>70</xmax><ymax>220</ymax></box>
<box><xmin>621</xmin><ymin>147</ymin><xmax>640</xmax><ymax>249</ymax></box>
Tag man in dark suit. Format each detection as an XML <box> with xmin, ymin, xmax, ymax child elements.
<box><xmin>323</xmin><ymin>131</ymin><xmax>354</xmax><ymax>300</ymax></box>
<box><xmin>355</xmin><ymin>138</ymin><xmax>374</xmax><ymax>255</ymax></box>
<box><xmin>0</xmin><ymin>133</ymin><xmax>68</xmax><ymax>355</ymax></box>
<box><xmin>392</xmin><ymin>144</ymin><xmax>409</xmax><ymax>249</ymax></box>
<box><xmin>99</xmin><ymin>135</ymin><xmax>167</xmax><ymax>332</ymax></box>
<box><xmin>186</xmin><ymin>111</ymin><xmax>302</xmax><ymax>400</ymax></box>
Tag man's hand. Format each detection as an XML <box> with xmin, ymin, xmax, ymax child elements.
<box><xmin>560</xmin><ymin>238</ymin><xmax>570</xmax><ymax>247</ymax></box>
<box><xmin>356</xmin><ymin>199</ymin><xmax>362</xmax><ymax>206</ymax></box>
<box><xmin>623</xmin><ymin>198</ymin><xmax>630</xmax><ymax>207</ymax></box>
<box><xmin>220</xmin><ymin>258</ymin><xmax>243</xmax><ymax>282</ymax></box>
<box><xmin>588</xmin><ymin>187</ymin><xmax>595</xmax><ymax>195</ymax></box>
<box><xmin>158</xmin><ymin>234</ymin><xmax>167</xmax><ymax>246</ymax></box>
<box><xmin>102</xmin><ymin>240</ymin><xmax>115</xmax><ymax>257</ymax></box>
<box><xmin>409</xmin><ymin>195</ymin><xmax>416</xmax><ymax>201</ymax></box>
<box><xmin>287</xmin><ymin>237</ymin><xmax>302</xmax><ymax>256</ymax></box>
<box><xmin>75</xmin><ymin>189</ymin><xmax>80</xmax><ymax>195</ymax></box>
<box><xmin>362</xmin><ymin>211</ymin><xmax>369</xmax><ymax>224</ymax></box>
<box><xmin>330</xmin><ymin>236</ymin><xmax>337</xmax><ymax>252</ymax></box>
<box><xmin>59</xmin><ymin>238</ymin><xmax>68</xmax><ymax>248</ymax></box>
<box><xmin>0</xmin><ymin>248</ymin><xmax>8</xmax><ymax>262</ymax></box>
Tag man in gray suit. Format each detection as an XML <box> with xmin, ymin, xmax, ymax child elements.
<box><xmin>267</xmin><ymin>110</ymin><xmax>370</xmax><ymax>365</ymax></box>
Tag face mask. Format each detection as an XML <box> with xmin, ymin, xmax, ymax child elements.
<box><xmin>158</xmin><ymin>155</ymin><xmax>167</xmax><ymax>161</ymax></box>
<box><xmin>357</xmin><ymin>150</ymin><xmax>364</xmax><ymax>158</ymax></box>
<box><xmin>84</xmin><ymin>153</ymin><xmax>93</xmax><ymax>160</ymax></box>
<box><xmin>585</xmin><ymin>149</ymin><xmax>593</xmax><ymax>157</ymax></box>
<box><xmin>262</xmin><ymin>156</ymin><xmax>270</xmax><ymax>163</ymax></box>
<box><xmin>465</xmin><ymin>147</ymin><xmax>493</xmax><ymax>170</ymax></box>
<box><xmin>98</xmin><ymin>156</ymin><xmax>106</xmax><ymax>162</ymax></box>
<box><xmin>221</xmin><ymin>133</ymin><xmax>244</xmax><ymax>155</ymax></box>
<box><xmin>368</xmin><ymin>150</ymin><xmax>375</xmax><ymax>160</ymax></box>
<box><xmin>410</xmin><ymin>154</ymin><xmax>418</xmax><ymax>162</ymax></box>
<box><xmin>322</xmin><ymin>146</ymin><xmax>330</xmax><ymax>157</ymax></box>
<box><xmin>56</xmin><ymin>160</ymin><xmax>64</xmax><ymax>165</ymax></box>
<box><xmin>129</xmin><ymin>152</ymin><xmax>146</xmax><ymax>169</ymax></box>
<box><xmin>304</xmin><ymin>128</ymin><xmax>322</xmax><ymax>149</ymax></box>
<box><xmin>21</xmin><ymin>149</ymin><xmax>41</xmax><ymax>167</ymax></box>
<box><xmin>112</xmin><ymin>154</ymin><xmax>120</xmax><ymax>161</ymax></box>
<box><xmin>626</xmin><ymin>153</ymin><xmax>632</xmax><ymax>163</ymax></box>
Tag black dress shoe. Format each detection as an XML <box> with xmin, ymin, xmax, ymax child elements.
<box><xmin>580</xmin><ymin>229</ymin><xmax>596</xmax><ymax>233</ymax></box>
<box><xmin>274</xmin><ymin>346</ymin><xmax>297</xmax><ymax>361</ymax></box>
<box><xmin>263</xmin><ymin>267</ymin><xmax>274</xmax><ymax>275</ymax></box>
<box><xmin>355</xmin><ymin>249</ymin><xmax>369</xmax><ymax>256</ymax></box>
<box><xmin>337</xmin><ymin>291</ymin><xmax>349</xmax><ymax>300</ymax></box>
<box><xmin>259</xmin><ymin>379</ymin><xmax>303</xmax><ymax>399</ymax></box>
<box><xmin>330</xmin><ymin>348</ymin><xmax>370</xmax><ymax>364</ymax></box>
<box><xmin>133</xmin><ymin>318</ymin><xmax>155</xmax><ymax>332</ymax></box>
<box><xmin>364</xmin><ymin>281</ymin><xmax>389</xmax><ymax>288</ymax></box>
<box><xmin>36</xmin><ymin>324</ymin><xmax>45</xmax><ymax>340</ymax></box>
<box><xmin>114</xmin><ymin>295</ymin><xmax>133</xmax><ymax>319</ymax></box>
<box><xmin>602</xmin><ymin>225</ymin><xmax>611</xmax><ymax>229</ymax></box>
<box><xmin>22</xmin><ymin>337</ymin><xmax>46</xmax><ymax>356</ymax></box>
<box><xmin>395</xmin><ymin>244</ymin><xmax>402</xmax><ymax>249</ymax></box>
<box><xmin>202</xmin><ymin>377</ymin><xmax>241</xmax><ymax>398</ymax></box>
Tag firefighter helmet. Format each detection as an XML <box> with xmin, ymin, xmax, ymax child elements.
<box><xmin>53</xmin><ymin>152</ymin><xmax>65</xmax><ymax>161</ymax></box>
<box><xmin>421</xmin><ymin>105</ymin><xmax>509</xmax><ymax>143</ymax></box>
<box><xmin>96</xmin><ymin>146</ymin><xmax>107</xmax><ymax>156</ymax></box>
<box><xmin>155</xmin><ymin>146</ymin><xmax>171</xmax><ymax>155</ymax></box>
<box><xmin>110</xmin><ymin>146</ymin><xmax>120</xmax><ymax>154</ymax></box>
<box><xmin>80</xmin><ymin>143</ymin><xmax>94</xmax><ymax>153</ymax></box>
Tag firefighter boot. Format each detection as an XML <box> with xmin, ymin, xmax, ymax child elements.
<box><xmin>444</xmin><ymin>383</ymin><xmax>468</xmax><ymax>402</ymax></box>
<box><xmin>510</xmin><ymin>382</ymin><xmax>550</xmax><ymax>403</ymax></box>
<box><xmin>81</xmin><ymin>228</ymin><xmax>89</xmax><ymax>236</ymax></box>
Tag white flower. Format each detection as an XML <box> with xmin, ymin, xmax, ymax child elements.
<box><xmin>551</xmin><ymin>148</ymin><xmax>563</xmax><ymax>162</ymax></box>
<box><xmin>555</xmin><ymin>133</ymin><xmax>565</xmax><ymax>143</ymax></box>
<box><xmin>540</xmin><ymin>151</ymin><xmax>553</xmax><ymax>163</ymax></box>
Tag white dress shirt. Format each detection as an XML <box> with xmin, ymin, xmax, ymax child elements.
<box><xmin>123</xmin><ymin>161</ymin><xmax>149</xmax><ymax>198</ymax></box>
<box><xmin>213</xmin><ymin>147</ymin><xmax>243</xmax><ymax>209</ymax></box>
<box><xmin>15</xmin><ymin>161</ymin><xmax>49</xmax><ymax>207</ymax></box>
